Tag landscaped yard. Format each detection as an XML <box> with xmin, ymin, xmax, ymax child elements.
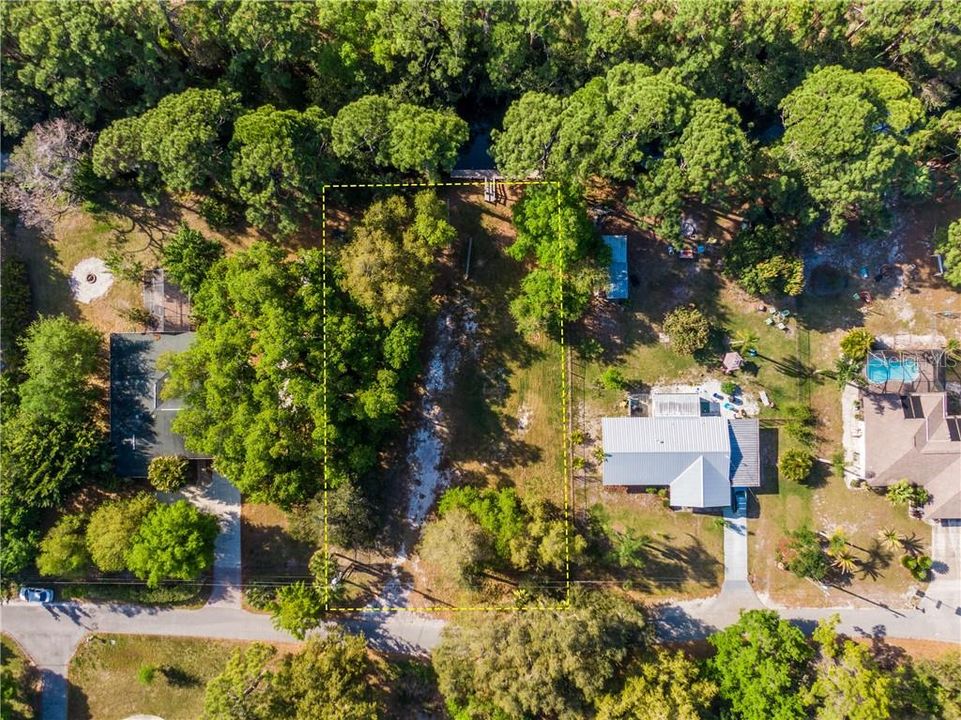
<box><xmin>565</xmin><ymin>197</ymin><xmax>945</xmax><ymax>608</ymax></box>
<box><xmin>68</xmin><ymin>635</ymin><xmax>272</xmax><ymax>720</ymax></box>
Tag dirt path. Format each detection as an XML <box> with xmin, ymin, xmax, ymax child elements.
<box><xmin>375</xmin><ymin>303</ymin><xmax>476</xmax><ymax>609</ymax></box>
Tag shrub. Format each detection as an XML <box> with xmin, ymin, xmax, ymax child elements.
<box><xmin>270</xmin><ymin>581</ymin><xmax>323</xmax><ymax>640</ymax></box>
<box><xmin>244</xmin><ymin>583</ymin><xmax>277</xmax><ymax>611</ymax></box>
<box><xmin>784</xmin><ymin>404</ymin><xmax>816</xmax><ymax>446</ymax></box>
<box><xmin>138</xmin><ymin>663</ymin><xmax>156</xmax><ymax>685</ymax></box>
<box><xmin>779</xmin><ymin>449</ymin><xmax>814</xmax><ymax>483</ymax></box>
<box><xmin>86</xmin><ymin>493</ymin><xmax>157</xmax><ymax>573</ymax></box>
<box><xmin>936</xmin><ymin>219</ymin><xmax>961</xmax><ymax>289</ymax></box>
<box><xmin>887</xmin><ymin>479</ymin><xmax>930</xmax><ymax>507</ymax></box>
<box><xmin>197</xmin><ymin>196</ymin><xmax>236</xmax><ymax>229</ymax></box>
<box><xmin>779</xmin><ymin>526</ymin><xmax>828</xmax><ymax>581</ymax></box>
<box><xmin>663</xmin><ymin>306</ymin><xmax>710</xmax><ymax>355</ymax></box>
<box><xmin>839</xmin><ymin>328</ymin><xmax>874</xmax><ymax>361</ymax></box>
<box><xmin>902</xmin><ymin>553</ymin><xmax>933</xmax><ymax>581</ymax></box>
<box><xmin>720</xmin><ymin>380</ymin><xmax>738</xmax><ymax>396</ymax></box>
<box><xmin>148</xmin><ymin>455</ymin><xmax>190</xmax><ymax>492</ymax></box>
<box><xmin>598</xmin><ymin>367</ymin><xmax>626</xmax><ymax>391</ymax></box>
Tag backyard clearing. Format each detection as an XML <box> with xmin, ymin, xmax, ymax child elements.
<box><xmin>10</xmin><ymin>194</ymin><xmax>259</xmax><ymax>336</ymax></box>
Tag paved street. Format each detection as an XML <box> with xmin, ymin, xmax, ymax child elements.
<box><xmin>4</xmin><ymin>499</ymin><xmax>958</xmax><ymax>720</ymax></box>
<box><xmin>2</xmin><ymin>601</ymin><xmax>445</xmax><ymax>720</ymax></box>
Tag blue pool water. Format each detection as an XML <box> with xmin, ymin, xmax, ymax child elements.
<box><xmin>865</xmin><ymin>357</ymin><xmax>920</xmax><ymax>384</ymax></box>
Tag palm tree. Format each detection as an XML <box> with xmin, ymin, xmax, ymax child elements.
<box><xmin>946</xmin><ymin>338</ymin><xmax>961</xmax><ymax>363</ymax></box>
<box><xmin>827</xmin><ymin>528</ymin><xmax>848</xmax><ymax>557</ymax></box>
<box><xmin>731</xmin><ymin>329</ymin><xmax>760</xmax><ymax>355</ymax></box>
<box><xmin>832</xmin><ymin>552</ymin><xmax>858</xmax><ymax>575</ymax></box>
<box><xmin>877</xmin><ymin>527</ymin><xmax>902</xmax><ymax>551</ymax></box>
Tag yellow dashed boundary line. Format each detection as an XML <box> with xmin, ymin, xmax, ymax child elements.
<box><xmin>322</xmin><ymin>179</ymin><xmax>571</xmax><ymax>614</ymax></box>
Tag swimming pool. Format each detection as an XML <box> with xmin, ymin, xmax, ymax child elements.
<box><xmin>865</xmin><ymin>356</ymin><xmax>920</xmax><ymax>384</ymax></box>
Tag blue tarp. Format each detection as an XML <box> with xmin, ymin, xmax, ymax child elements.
<box><xmin>603</xmin><ymin>235</ymin><xmax>628</xmax><ymax>300</ymax></box>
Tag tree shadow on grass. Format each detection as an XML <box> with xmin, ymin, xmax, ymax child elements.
<box><xmin>160</xmin><ymin>665</ymin><xmax>201</xmax><ymax>688</ymax></box>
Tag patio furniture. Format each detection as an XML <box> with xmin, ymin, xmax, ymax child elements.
<box><xmin>759</xmin><ymin>390</ymin><xmax>772</xmax><ymax>407</ymax></box>
<box><xmin>779</xmin><ymin>309</ymin><xmax>790</xmax><ymax>318</ymax></box>
<box><xmin>723</xmin><ymin>402</ymin><xmax>735</xmax><ymax>411</ymax></box>
<box><xmin>765</xmin><ymin>317</ymin><xmax>774</xmax><ymax>325</ymax></box>
<box><xmin>768</xmin><ymin>307</ymin><xmax>777</xmax><ymax>314</ymax></box>
<box><xmin>777</xmin><ymin>322</ymin><xmax>787</xmax><ymax>330</ymax></box>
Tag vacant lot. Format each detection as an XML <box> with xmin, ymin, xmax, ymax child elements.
<box><xmin>68</xmin><ymin>635</ymin><xmax>263</xmax><ymax>720</ymax></box>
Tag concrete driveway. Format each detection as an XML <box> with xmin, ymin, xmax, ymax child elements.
<box><xmin>177</xmin><ymin>472</ymin><xmax>242</xmax><ymax>607</ymax></box>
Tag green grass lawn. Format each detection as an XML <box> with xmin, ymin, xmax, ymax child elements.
<box><xmin>68</xmin><ymin>635</ymin><xmax>262</xmax><ymax>720</ymax></box>
<box><xmin>2</xmin><ymin>634</ymin><xmax>40</xmax><ymax>718</ymax></box>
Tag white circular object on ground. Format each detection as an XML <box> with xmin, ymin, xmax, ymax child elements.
<box><xmin>69</xmin><ymin>257</ymin><xmax>114</xmax><ymax>303</ymax></box>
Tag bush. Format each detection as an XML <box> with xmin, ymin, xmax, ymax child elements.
<box><xmin>839</xmin><ymin>328</ymin><xmax>874</xmax><ymax>361</ymax></box>
<box><xmin>148</xmin><ymin>455</ymin><xmax>190</xmax><ymax>492</ymax></box>
<box><xmin>720</xmin><ymin>380</ymin><xmax>738</xmax><ymax>396</ymax></box>
<box><xmin>244</xmin><ymin>583</ymin><xmax>277</xmax><ymax>611</ymax></box>
<box><xmin>663</xmin><ymin>306</ymin><xmax>710</xmax><ymax>355</ymax></box>
<box><xmin>270</xmin><ymin>581</ymin><xmax>323</xmax><ymax>640</ymax></box>
<box><xmin>598</xmin><ymin>367</ymin><xmax>626</xmax><ymax>391</ymax></box>
<box><xmin>779</xmin><ymin>526</ymin><xmax>828</xmax><ymax>581</ymax></box>
<box><xmin>902</xmin><ymin>553</ymin><xmax>933</xmax><ymax>581</ymax></box>
<box><xmin>138</xmin><ymin>663</ymin><xmax>156</xmax><ymax>685</ymax></box>
<box><xmin>779</xmin><ymin>449</ymin><xmax>814</xmax><ymax>483</ymax></box>
<box><xmin>86</xmin><ymin>493</ymin><xmax>157</xmax><ymax>573</ymax></box>
<box><xmin>887</xmin><ymin>479</ymin><xmax>930</xmax><ymax>507</ymax></box>
<box><xmin>784</xmin><ymin>404</ymin><xmax>816</xmax><ymax>446</ymax></box>
<box><xmin>936</xmin><ymin>219</ymin><xmax>961</xmax><ymax>288</ymax></box>
<box><xmin>197</xmin><ymin>196</ymin><xmax>237</xmax><ymax>229</ymax></box>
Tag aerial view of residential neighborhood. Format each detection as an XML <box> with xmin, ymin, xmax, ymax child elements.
<box><xmin>2</xmin><ymin>1</ymin><xmax>961</xmax><ymax>719</ymax></box>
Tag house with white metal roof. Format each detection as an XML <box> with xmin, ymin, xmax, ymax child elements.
<box><xmin>601</xmin><ymin>393</ymin><xmax>760</xmax><ymax>509</ymax></box>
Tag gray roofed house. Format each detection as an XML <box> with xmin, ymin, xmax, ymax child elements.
<box><xmin>601</xmin><ymin>414</ymin><xmax>760</xmax><ymax>509</ymax></box>
<box><xmin>110</xmin><ymin>332</ymin><xmax>209</xmax><ymax>477</ymax></box>
<box><xmin>861</xmin><ymin>390</ymin><xmax>961</xmax><ymax>522</ymax></box>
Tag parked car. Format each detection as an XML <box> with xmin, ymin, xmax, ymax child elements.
<box><xmin>19</xmin><ymin>587</ymin><xmax>54</xmax><ymax>603</ymax></box>
<box><xmin>733</xmin><ymin>489</ymin><xmax>748</xmax><ymax>515</ymax></box>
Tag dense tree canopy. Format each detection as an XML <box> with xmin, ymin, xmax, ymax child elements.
<box><xmin>777</xmin><ymin>66</ymin><xmax>927</xmax><ymax>234</ymax></box>
<box><xmin>161</xmin><ymin>224</ymin><xmax>225</xmax><ymax>298</ymax></box>
<box><xmin>708</xmin><ymin>609</ymin><xmax>814</xmax><ymax>720</ymax></box>
<box><xmin>507</xmin><ymin>184</ymin><xmax>606</xmax><ymax>335</ymax></box>
<box><xmin>203</xmin><ymin>633</ymin><xmax>382</xmax><ymax>720</ymax></box>
<box><xmin>126</xmin><ymin>500</ymin><xmax>218</xmax><ymax>588</ymax></box>
<box><xmin>230</xmin><ymin>105</ymin><xmax>332</xmax><ymax>235</ymax></box>
<box><xmin>433</xmin><ymin>593</ymin><xmax>646</xmax><ymax>720</ymax></box>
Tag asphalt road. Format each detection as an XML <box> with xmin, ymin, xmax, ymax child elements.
<box><xmin>1</xmin><ymin>601</ymin><xmax>445</xmax><ymax>720</ymax></box>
